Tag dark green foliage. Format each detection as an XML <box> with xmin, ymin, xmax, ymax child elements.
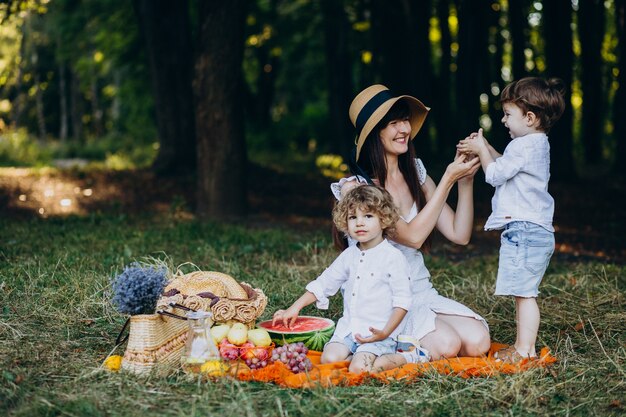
<box><xmin>1</xmin><ymin>0</ymin><xmax>624</xmax><ymax>176</ymax></box>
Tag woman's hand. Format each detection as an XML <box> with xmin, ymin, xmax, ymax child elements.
<box><xmin>456</xmin><ymin>149</ymin><xmax>481</xmax><ymax>185</ymax></box>
<box><xmin>444</xmin><ymin>152</ymin><xmax>480</xmax><ymax>184</ymax></box>
<box><xmin>340</xmin><ymin>180</ymin><xmax>359</xmax><ymax>198</ymax></box>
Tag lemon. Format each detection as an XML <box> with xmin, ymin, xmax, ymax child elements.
<box><xmin>103</xmin><ymin>355</ymin><xmax>123</xmax><ymax>371</ymax></box>
<box><xmin>200</xmin><ymin>360</ymin><xmax>228</xmax><ymax>377</ymax></box>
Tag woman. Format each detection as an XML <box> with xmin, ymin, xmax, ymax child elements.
<box><xmin>332</xmin><ymin>84</ymin><xmax>490</xmax><ymax>366</ymax></box>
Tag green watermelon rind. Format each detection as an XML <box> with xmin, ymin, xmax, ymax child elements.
<box><xmin>258</xmin><ymin>316</ymin><xmax>335</xmax><ymax>352</ymax></box>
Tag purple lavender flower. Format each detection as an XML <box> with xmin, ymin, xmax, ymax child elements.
<box><xmin>111</xmin><ymin>263</ymin><xmax>167</xmax><ymax>315</ymax></box>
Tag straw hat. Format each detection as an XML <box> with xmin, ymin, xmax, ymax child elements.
<box><xmin>349</xmin><ymin>84</ymin><xmax>430</xmax><ymax>160</ymax></box>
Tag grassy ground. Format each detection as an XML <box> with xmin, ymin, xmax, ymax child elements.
<box><xmin>0</xmin><ymin>210</ymin><xmax>624</xmax><ymax>417</ymax></box>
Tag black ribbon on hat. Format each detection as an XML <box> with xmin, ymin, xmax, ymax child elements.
<box><xmin>355</xmin><ymin>89</ymin><xmax>396</xmax><ymax>135</ymax></box>
<box><xmin>348</xmin><ymin>147</ymin><xmax>374</xmax><ymax>185</ymax></box>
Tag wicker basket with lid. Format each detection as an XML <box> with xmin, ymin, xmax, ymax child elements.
<box><xmin>121</xmin><ymin>271</ymin><xmax>267</xmax><ymax>375</ymax></box>
<box><xmin>157</xmin><ymin>270</ymin><xmax>267</xmax><ymax>327</ymax></box>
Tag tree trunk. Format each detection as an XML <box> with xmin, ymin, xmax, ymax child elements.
<box><xmin>90</xmin><ymin>66</ymin><xmax>103</xmax><ymax>138</ymax></box>
<box><xmin>321</xmin><ymin>0</ymin><xmax>352</xmax><ymax>158</ymax></box>
<box><xmin>34</xmin><ymin>71</ymin><xmax>47</xmax><ymax>142</ymax></box>
<box><xmin>615</xmin><ymin>0</ymin><xmax>626</xmax><ymax>175</ymax></box>
<box><xmin>111</xmin><ymin>69</ymin><xmax>121</xmax><ymax>133</ymax></box>
<box><xmin>487</xmin><ymin>5</ymin><xmax>508</xmax><ymax>153</ymax></box>
<box><xmin>134</xmin><ymin>0</ymin><xmax>196</xmax><ymax>175</ymax></box>
<box><xmin>58</xmin><ymin>59</ymin><xmax>68</xmax><ymax>142</ymax></box>
<box><xmin>195</xmin><ymin>0</ymin><xmax>248</xmax><ymax>219</ymax></box>
<box><xmin>434</xmin><ymin>0</ymin><xmax>453</xmax><ymax>159</ymax></box>
<box><xmin>578</xmin><ymin>0</ymin><xmax>605</xmax><ymax>165</ymax></box>
<box><xmin>371</xmin><ymin>0</ymin><xmax>433</xmax><ymax>155</ymax></box>
<box><xmin>455</xmin><ymin>0</ymin><xmax>491</xmax><ymax>139</ymax></box>
<box><xmin>371</xmin><ymin>0</ymin><xmax>412</xmax><ymax>92</ymax></box>
<box><xmin>543</xmin><ymin>0</ymin><xmax>576</xmax><ymax>180</ymax></box>
<box><xmin>252</xmin><ymin>43</ymin><xmax>278</xmax><ymax>130</ymax></box>
<box><xmin>70</xmin><ymin>68</ymin><xmax>83</xmax><ymax>142</ymax></box>
<box><xmin>508</xmin><ymin>0</ymin><xmax>528</xmax><ymax>79</ymax></box>
<box><xmin>11</xmin><ymin>28</ymin><xmax>25</xmax><ymax>128</ymax></box>
<box><xmin>409</xmin><ymin>0</ymin><xmax>433</xmax><ymax>159</ymax></box>
<box><xmin>11</xmin><ymin>36</ymin><xmax>26</xmax><ymax>128</ymax></box>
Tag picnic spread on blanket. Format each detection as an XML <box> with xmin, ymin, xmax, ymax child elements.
<box><xmin>106</xmin><ymin>265</ymin><xmax>556</xmax><ymax>386</ymax></box>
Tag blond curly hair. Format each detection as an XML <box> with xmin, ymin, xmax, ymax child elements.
<box><xmin>332</xmin><ymin>185</ymin><xmax>400</xmax><ymax>238</ymax></box>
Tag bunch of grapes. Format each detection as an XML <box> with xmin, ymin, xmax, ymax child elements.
<box><xmin>270</xmin><ymin>342</ymin><xmax>312</xmax><ymax>374</ymax></box>
<box><xmin>244</xmin><ymin>356</ymin><xmax>269</xmax><ymax>370</ymax></box>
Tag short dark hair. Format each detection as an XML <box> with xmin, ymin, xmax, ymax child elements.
<box><xmin>500</xmin><ymin>77</ymin><xmax>566</xmax><ymax>132</ymax></box>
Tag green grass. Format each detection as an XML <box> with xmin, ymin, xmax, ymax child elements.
<box><xmin>0</xmin><ymin>213</ymin><xmax>624</xmax><ymax>416</ymax></box>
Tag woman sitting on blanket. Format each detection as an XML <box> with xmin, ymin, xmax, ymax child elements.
<box><xmin>330</xmin><ymin>85</ymin><xmax>491</xmax><ymax>366</ymax></box>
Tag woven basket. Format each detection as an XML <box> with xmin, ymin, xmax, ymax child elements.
<box><xmin>157</xmin><ymin>271</ymin><xmax>268</xmax><ymax>328</ymax></box>
<box><xmin>121</xmin><ymin>271</ymin><xmax>267</xmax><ymax>375</ymax></box>
<box><xmin>121</xmin><ymin>306</ymin><xmax>189</xmax><ymax>375</ymax></box>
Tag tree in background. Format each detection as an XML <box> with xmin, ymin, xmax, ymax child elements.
<box><xmin>134</xmin><ymin>0</ymin><xmax>196</xmax><ymax>175</ymax></box>
<box><xmin>433</xmin><ymin>0</ymin><xmax>454</xmax><ymax>156</ymax></box>
<box><xmin>543</xmin><ymin>0</ymin><xmax>575</xmax><ymax>180</ymax></box>
<box><xmin>455</xmin><ymin>0</ymin><xmax>492</xmax><ymax>141</ymax></box>
<box><xmin>615</xmin><ymin>0</ymin><xmax>625</xmax><ymax>175</ymax></box>
<box><xmin>508</xmin><ymin>0</ymin><xmax>529</xmax><ymax>80</ymax></box>
<box><xmin>579</xmin><ymin>0</ymin><xmax>606</xmax><ymax>166</ymax></box>
<box><xmin>1</xmin><ymin>0</ymin><xmax>625</xmax><ymax>188</ymax></box>
<box><xmin>195</xmin><ymin>0</ymin><xmax>248</xmax><ymax>219</ymax></box>
<box><xmin>321</xmin><ymin>0</ymin><xmax>353</xmax><ymax>158</ymax></box>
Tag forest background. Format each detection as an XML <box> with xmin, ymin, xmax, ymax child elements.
<box><xmin>1</xmin><ymin>0</ymin><xmax>624</xmax><ymax>260</ymax></box>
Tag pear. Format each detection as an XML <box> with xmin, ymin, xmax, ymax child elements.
<box><xmin>209</xmin><ymin>324</ymin><xmax>231</xmax><ymax>344</ymax></box>
<box><xmin>247</xmin><ymin>328</ymin><xmax>272</xmax><ymax>347</ymax></box>
<box><xmin>227</xmin><ymin>322</ymin><xmax>248</xmax><ymax>346</ymax></box>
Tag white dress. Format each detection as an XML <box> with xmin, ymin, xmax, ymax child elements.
<box><xmin>331</xmin><ymin>159</ymin><xmax>489</xmax><ymax>340</ymax></box>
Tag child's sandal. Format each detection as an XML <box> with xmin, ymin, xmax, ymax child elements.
<box><xmin>494</xmin><ymin>346</ymin><xmax>536</xmax><ymax>364</ymax></box>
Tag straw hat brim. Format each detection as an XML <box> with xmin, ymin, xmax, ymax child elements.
<box><xmin>355</xmin><ymin>95</ymin><xmax>430</xmax><ymax>161</ymax></box>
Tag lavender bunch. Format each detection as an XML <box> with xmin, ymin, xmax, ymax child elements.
<box><xmin>111</xmin><ymin>262</ymin><xmax>168</xmax><ymax>315</ymax></box>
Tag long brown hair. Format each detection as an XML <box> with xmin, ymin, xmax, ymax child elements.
<box><xmin>335</xmin><ymin>99</ymin><xmax>431</xmax><ymax>251</ymax></box>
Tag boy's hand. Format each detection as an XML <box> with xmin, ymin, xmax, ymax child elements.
<box><xmin>272</xmin><ymin>306</ymin><xmax>300</xmax><ymax>328</ymax></box>
<box><xmin>457</xmin><ymin>128</ymin><xmax>488</xmax><ymax>155</ymax></box>
<box><xmin>354</xmin><ymin>327</ymin><xmax>388</xmax><ymax>344</ymax></box>
<box><xmin>456</xmin><ymin>131</ymin><xmax>478</xmax><ymax>156</ymax></box>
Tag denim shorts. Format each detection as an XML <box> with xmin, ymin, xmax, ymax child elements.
<box><xmin>327</xmin><ymin>333</ymin><xmax>397</xmax><ymax>357</ymax></box>
<box><xmin>495</xmin><ymin>221</ymin><xmax>555</xmax><ymax>297</ymax></box>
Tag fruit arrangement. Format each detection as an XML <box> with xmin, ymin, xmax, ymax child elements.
<box><xmin>210</xmin><ymin>322</ymin><xmax>314</xmax><ymax>373</ymax></box>
<box><xmin>211</xmin><ymin>323</ymin><xmax>273</xmax><ymax>369</ymax></box>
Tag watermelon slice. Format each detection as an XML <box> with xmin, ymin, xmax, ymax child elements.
<box><xmin>257</xmin><ymin>316</ymin><xmax>335</xmax><ymax>352</ymax></box>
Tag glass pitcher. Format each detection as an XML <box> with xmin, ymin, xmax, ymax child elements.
<box><xmin>181</xmin><ymin>310</ymin><xmax>221</xmax><ymax>373</ymax></box>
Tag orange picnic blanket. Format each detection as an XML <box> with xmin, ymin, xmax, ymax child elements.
<box><xmin>235</xmin><ymin>343</ymin><xmax>556</xmax><ymax>388</ymax></box>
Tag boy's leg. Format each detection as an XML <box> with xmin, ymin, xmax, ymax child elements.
<box><xmin>514</xmin><ymin>296</ymin><xmax>539</xmax><ymax>358</ymax></box>
<box><xmin>321</xmin><ymin>342</ymin><xmax>351</xmax><ymax>364</ymax></box>
<box><xmin>348</xmin><ymin>351</ymin><xmax>378</xmax><ymax>373</ymax></box>
<box><xmin>367</xmin><ymin>353</ymin><xmax>407</xmax><ymax>371</ymax></box>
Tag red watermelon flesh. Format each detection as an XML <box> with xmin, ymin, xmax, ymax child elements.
<box><xmin>258</xmin><ymin>316</ymin><xmax>335</xmax><ymax>351</ymax></box>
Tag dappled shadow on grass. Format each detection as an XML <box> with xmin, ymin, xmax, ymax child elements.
<box><xmin>0</xmin><ymin>165</ymin><xmax>624</xmax><ymax>263</ymax></box>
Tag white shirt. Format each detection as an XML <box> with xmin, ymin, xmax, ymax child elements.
<box><xmin>484</xmin><ymin>132</ymin><xmax>554</xmax><ymax>232</ymax></box>
<box><xmin>305</xmin><ymin>239</ymin><xmax>412</xmax><ymax>339</ymax></box>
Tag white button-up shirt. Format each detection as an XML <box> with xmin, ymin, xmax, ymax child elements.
<box><xmin>484</xmin><ymin>132</ymin><xmax>554</xmax><ymax>232</ymax></box>
<box><xmin>305</xmin><ymin>239</ymin><xmax>412</xmax><ymax>339</ymax></box>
